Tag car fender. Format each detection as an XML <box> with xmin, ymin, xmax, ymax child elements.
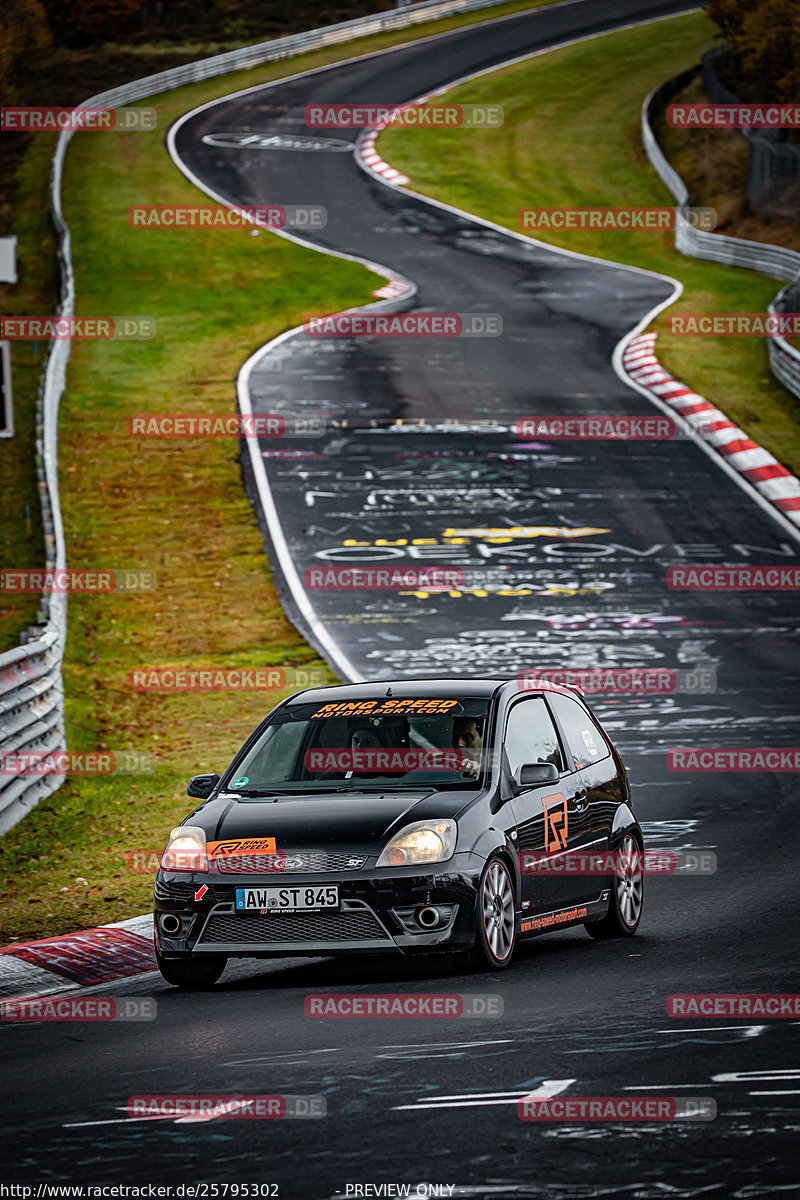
<box><xmin>464</xmin><ymin>828</ymin><xmax>521</xmax><ymax>896</ymax></box>
<box><xmin>611</xmin><ymin>804</ymin><xmax>643</xmax><ymax>849</ymax></box>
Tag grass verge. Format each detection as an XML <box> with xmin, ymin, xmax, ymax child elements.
<box><xmin>378</xmin><ymin>10</ymin><xmax>800</xmax><ymax>477</ymax></box>
<box><xmin>0</xmin><ymin>0</ymin><xmax>560</xmax><ymax>657</ymax></box>
<box><xmin>0</xmin><ymin>110</ymin><xmax>366</xmax><ymax>940</ymax></box>
<box><xmin>0</xmin><ymin>2</ymin><xmax>568</xmax><ymax>942</ymax></box>
<box><xmin>1</xmin><ymin>8</ymin><xmax>565</xmax><ymax>942</ymax></box>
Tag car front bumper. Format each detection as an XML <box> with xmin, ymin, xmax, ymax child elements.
<box><xmin>153</xmin><ymin>855</ymin><xmax>482</xmax><ymax>959</ymax></box>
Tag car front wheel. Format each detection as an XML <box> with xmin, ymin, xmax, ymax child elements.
<box><xmin>156</xmin><ymin>951</ymin><xmax>227</xmax><ymax>989</ymax></box>
<box><xmin>468</xmin><ymin>856</ymin><xmax>517</xmax><ymax>969</ymax></box>
<box><xmin>584</xmin><ymin>833</ymin><xmax>644</xmax><ymax>939</ymax></box>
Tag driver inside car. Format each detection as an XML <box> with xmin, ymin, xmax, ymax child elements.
<box><xmin>453</xmin><ymin>716</ymin><xmax>483</xmax><ymax>778</ymax></box>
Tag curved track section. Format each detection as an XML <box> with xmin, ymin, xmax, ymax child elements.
<box><xmin>3</xmin><ymin>7</ymin><xmax>793</xmax><ymax>1192</ymax></box>
<box><xmin>168</xmin><ymin>0</ymin><xmax>800</xmax><ymax>699</ymax></box>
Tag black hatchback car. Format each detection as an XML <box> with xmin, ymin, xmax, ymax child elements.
<box><xmin>154</xmin><ymin>678</ymin><xmax>644</xmax><ymax>988</ymax></box>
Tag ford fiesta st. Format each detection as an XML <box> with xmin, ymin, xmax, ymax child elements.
<box><xmin>154</xmin><ymin>678</ymin><xmax>644</xmax><ymax>988</ymax></box>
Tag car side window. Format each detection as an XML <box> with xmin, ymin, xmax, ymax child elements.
<box><xmin>504</xmin><ymin>698</ymin><xmax>565</xmax><ymax>777</ymax></box>
<box><xmin>547</xmin><ymin>694</ymin><xmax>610</xmax><ymax>771</ymax></box>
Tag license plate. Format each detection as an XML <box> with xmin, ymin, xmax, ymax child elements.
<box><xmin>235</xmin><ymin>885</ymin><xmax>339</xmax><ymax>912</ymax></box>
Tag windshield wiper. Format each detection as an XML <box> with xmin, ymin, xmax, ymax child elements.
<box><xmin>331</xmin><ymin>784</ymin><xmax>434</xmax><ymax>793</ymax></box>
<box><xmin>428</xmin><ymin>780</ymin><xmax>482</xmax><ymax>788</ymax></box>
<box><xmin>227</xmin><ymin>787</ymin><xmax>298</xmax><ymax>797</ymax></box>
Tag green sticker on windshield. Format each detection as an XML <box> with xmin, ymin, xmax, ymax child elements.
<box><xmin>230</xmin><ymin>776</ymin><xmax>249</xmax><ymax>789</ymax></box>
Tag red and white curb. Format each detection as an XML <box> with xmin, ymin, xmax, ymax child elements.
<box><xmin>359</xmin><ymin>126</ymin><xmax>409</xmax><ymax>186</ymax></box>
<box><xmin>355</xmin><ymin>85</ymin><xmax>455</xmax><ymax>189</ymax></box>
<box><xmin>371</xmin><ymin>275</ymin><xmax>412</xmax><ymax>300</ymax></box>
<box><xmin>623</xmin><ymin>332</ymin><xmax>800</xmax><ymax>528</ymax></box>
<box><xmin>0</xmin><ymin>914</ymin><xmax>154</xmax><ymax>999</ymax></box>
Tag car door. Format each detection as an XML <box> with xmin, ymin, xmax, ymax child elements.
<box><xmin>546</xmin><ymin>692</ymin><xmax>620</xmax><ymax>904</ymax></box>
<box><xmin>503</xmin><ymin>696</ymin><xmax>585</xmax><ymax>916</ymax></box>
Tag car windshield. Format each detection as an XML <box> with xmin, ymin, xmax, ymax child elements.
<box><xmin>225</xmin><ymin>696</ymin><xmax>491</xmax><ymax>795</ymax></box>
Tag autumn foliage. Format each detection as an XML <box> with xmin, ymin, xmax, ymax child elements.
<box><xmin>706</xmin><ymin>0</ymin><xmax>800</xmax><ymax>103</ymax></box>
<box><xmin>0</xmin><ymin>0</ymin><xmax>52</xmax><ymax>105</ymax></box>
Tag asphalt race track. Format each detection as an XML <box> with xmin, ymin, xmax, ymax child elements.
<box><xmin>3</xmin><ymin>0</ymin><xmax>800</xmax><ymax>1195</ymax></box>
<box><xmin>168</xmin><ymin>0</ymin><xmax>800</xmax><ymax>691</ymax></box>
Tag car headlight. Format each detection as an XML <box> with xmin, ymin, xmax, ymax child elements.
<box><xmin>376</xmin><ymin>819</ymin><xmax>457</xmax><ymax>867</ymax></box>
<box><xmin>161</xmin><ymin>825</ymin><xmax>207</xmax><ymax>872</ymax></box>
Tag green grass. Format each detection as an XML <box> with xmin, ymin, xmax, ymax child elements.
<box><xmin>0</xmin><ymin>136</ymin><xmax>56</xmax><ymax>645</ymax></box>
<box><xmin>0</xmin><ymin>98</ymin><xmax>366</xmax><ymax>939</ymax></box>
<box><xmin>10</xmin><ymin>1</ymin><xmax>795</xmax><ymax>944</ymax></box>
<box><xmin>0</xmin><ymin>0</ymin><xmax>561</xmax><ymax>658</ymax></box>
<box><xmin>379</xmin><ymin>11</ymin><xmax>800</xmax><ymax>477</ymax></box>
<box><xmin>0</xmin><ymin>1</ymin><xmax>574</xmax><ymax>942</ymax></box>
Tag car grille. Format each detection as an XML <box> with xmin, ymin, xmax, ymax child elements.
<box><xmin>197</xmin><ymin>908</ymin><xmax>388</xmax><ymax>945</ymax></box>
<box><xmin>214</xmin><ymin>852</ymin><xmax>367</xmax><ymax>874</ymax></box>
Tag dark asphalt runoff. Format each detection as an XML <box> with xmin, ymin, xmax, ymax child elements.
<box><xmin>3</xmin><ymin>1</ymin><xmax>799</xmax><ymax>1195</ymax></box>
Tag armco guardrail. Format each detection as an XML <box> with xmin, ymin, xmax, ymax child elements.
<box><xmin>641</xmin><ymin>71</ymin><xmax>800</xmax><ymax>401</ymax></box>
<box><xmin>771</xmin><ymin>278</ymin><xmax>800</xmax><ymax>398</ymax></box>
<box><xmin>1</xmin><ymin>0</ymin><xmax>516</xmax><ymax>833</ymax></box>
<box><xmin>0</xmin><ymin>632</ymin><xmax>65</xmax><ymax>835</ymax></box>
<box><xmin>48</xmin><ymin>0</ymin><xmax>518</xmax><ymax>109</ymax></box>
<box><xmin>0</xmin><ymin>272</ymin><xmax>70</xmax><ymax>833</ymax></box>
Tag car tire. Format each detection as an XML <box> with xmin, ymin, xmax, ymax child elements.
<box><xmin>156</xmin><ymin>952</ymin><xmax>227</xmax><ymax>989</ymax></box>
<box><xmin>466</xmin><ymin>856</ymin><xmax>517</xmax><ymax>970</ymax></box>
<box><xmin>584</xmin><ymin>833</ymin><xmax>644</xmax><ymax>940</ymax></box>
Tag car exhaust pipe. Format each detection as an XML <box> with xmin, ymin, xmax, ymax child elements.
<box><xmin>416</xmin><ymin>906</ymin><xmax>440</xmax><ymax>929</ymax></box>
<box><xmin>161</xmin><ymin>913</ymin><xmax>182</xmax><ymax>935</ymax></box>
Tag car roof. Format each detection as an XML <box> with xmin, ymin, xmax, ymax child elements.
<box><xmin>286</xmin><ymin>676</ymin><xmax>584</xmax><ymax>704</ymax></box>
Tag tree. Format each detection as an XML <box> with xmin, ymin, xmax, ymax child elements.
<box><xmin>0</xmin><ymin>0</ymin><xmax>52</xmax><ymax>105</ymax></box>
<box><xmin>39</xmin><ymin>0</ymin><xmax>145</xmax><ymax>45</ymax></box>
<box><xmin>706</xmin><ymin>0</ymin><xmax>800</xmax><ymax>103</ymax></box>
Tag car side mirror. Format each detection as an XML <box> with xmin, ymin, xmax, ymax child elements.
<box><xmin>513</xmin><ymin>761</ymin><xmax>559</xmax><ymax>792</ymax></box>
<box><xmin>187</xmin><ymin>773</ymin><xmax>220</xmax><ymax>799</ymax></box>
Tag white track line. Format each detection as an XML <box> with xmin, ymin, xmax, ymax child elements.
<box><xmin>168</xmin><ymin>4</ymin><xmax>800</xmax><ymax>683</ymax></box>
<box><xmin>351</xmin><ymin>8</ymin><xmax>800</xmax><ymax>543</ymax></box>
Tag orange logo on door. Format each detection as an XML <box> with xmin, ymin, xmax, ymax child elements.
<box><xmin>542</xmin><ymin>792</ymin><xmax>568</xmax><ymax>852</ymax></box>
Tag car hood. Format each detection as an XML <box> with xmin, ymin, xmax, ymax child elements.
<box><xmin>188</xmin><ymin>788</ymin><xmax>472</xmax><ymax>855</ymax></box>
